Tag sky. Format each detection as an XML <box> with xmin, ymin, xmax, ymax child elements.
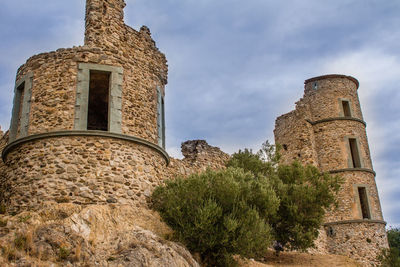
<box><xmin>0</xmin><ymin>0</ymin><xmax>399</xmax><ymax>227</ymax></box>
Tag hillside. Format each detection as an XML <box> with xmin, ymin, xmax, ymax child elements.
<box><xmin>0</xmin><ymin>203</ymin><xmax>360</xmax><ymax>267</ymax></box>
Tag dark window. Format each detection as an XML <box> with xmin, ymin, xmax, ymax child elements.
<box><xmin>157</xmin><ymin>87</ymin><xmax>166</xmax><ymax>149</ymax></box>
<box><xmin>161</xmin><ymin>97</ymin><xmax>165</xmax><ymax>148</ymax></box>
<box><xmin>349</xmin><ymin>138</ymin><xmax>361</xmax><ymax>168</ymax></box>
<box><xmin>358</xmin><ymin>187</ymin><xmax>371</xmax><ymax>219</ymax></box>
<box><xmin>342</xmin><ymin>100</ymin><xmax>351</xmax><ymax>117</ymax></box>
<box><xmin>87</xmin><ymin>70</ymin><xmax>110</xmax><ymax>131</ymax></box>
<box><xmin>15</xmin><ymin>82</ymin><xmax>25</xmax><ymax>135</ymax></box>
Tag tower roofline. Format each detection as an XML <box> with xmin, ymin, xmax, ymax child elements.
<box><xmin>305</xmin><ymin>74</ymin><xmax>359</xmax><ymax>89</ymax></box>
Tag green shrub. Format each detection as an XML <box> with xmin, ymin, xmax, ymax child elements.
<box><xmin>388</xmin><ymin>228</ymin><xmax>400</xmax><ymax>251</ymax></box>
<box><xmin>272</xmin><ymin>162</ymin><xmax>341</xmax><ymax>251</ymax></box>
<box><xmin>58</xmin><ymin>246</ymin><xmax>70</xmax><ymax>261</ymax></box>
<box><xmin>379</xmin><ymin>248</ymin><xmax>400</xmax><ymax>267</ymax></box>
<box><xmin>227</xmin><ymin>141</ymin><xmax>342</xmax><ymax>252</ymax></box>
<box><xmin>379</xmin><ymin>228</ymin><xmax>400</xmax><ymax>266</ymax></box>
<box><xmin>152</xmin><ymin>167</ymin><xmax>279</xmax><ymax>266</ymax></box>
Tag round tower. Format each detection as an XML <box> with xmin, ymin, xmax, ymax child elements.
<box><xmin>275</xmin><ymin>74</ymin><xmax>388</xmax><ymax>266</ymax></box>
<box><xmin>304</xmin><ymin>75</ymin><xmax>388</xmax><ymax>265</ymax></box>
<box><xmin>1</xmin><ymin>0</ymin><xmax>169</xmax><ymax>213</ymax></box>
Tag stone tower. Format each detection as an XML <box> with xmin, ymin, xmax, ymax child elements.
<box><xmin>0</xmin><ymin>0</ymin><xmax>169</xmax><ymax>212</ymax></box>
<box><xmin>274</xmin><ymin>75</ymin><xmax>388</xmax><ymax>266</ymax></box>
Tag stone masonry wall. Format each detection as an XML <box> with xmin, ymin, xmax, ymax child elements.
<box><xmin>324</xmin><ymin>171</ymin><xmax>383</xmax><ymax>222</ymax></box>
<box><xmin>304</xmin><ymin>76</ymin><xmax>363</xmax><ymax>122</ymax></box>
<box><xmin>274</xmin><ymin>75</ymin><xmax>388</xmax><ymax>266</ymax></box>
<box><xmin>1</xmin><ymin>138</ymin><xmax>228</xmax><ymax>214</ymax></box>
<box><xmin>313</xmin><ymin>121</ymin><xmax>373</xmax><ymax>172</ymax></box>
<box><xmin>0</xmin><ymin>130</ymin><xmax>8</xmax><ymax>208</ymax></box>
<box><xmin>2</xmin><ymin>136</ymin><xmax>167</xmax><ymax>214</ymax></box>
<box><xmin>274</xmin><ymin>102</ymin><xmax>318</xmax><ymax>166</ymax></box>
<box><xmin>14</xmin><ymin>0</ymin><xmax>167</xmax><ymax>145</ymax></box>
<box><xmin>324</xmin><ymin>222</ymin><xmax>388</xmax><ymax>267</ymax></box>
<box><xmin>167</xmin><ymin>140</ymin><xmax>230</xmax><ymax>179</ymax></box>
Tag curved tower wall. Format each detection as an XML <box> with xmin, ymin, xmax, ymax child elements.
<box><xmin>274</xmin><ymin>75</ymin><xmax>388</xmax><ymax>266</ymax></box>
<box><xmin>1</xmin><ymin>0</ymin><xmax>169</xmax><ymax>213</ymax></box>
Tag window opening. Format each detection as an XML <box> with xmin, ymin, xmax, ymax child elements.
<box><xmin>162</xmin><ymin>97</ymin><xmax>165</xmax><ymax>148</ymax></box>
<box><xmin>349</xmin><ymin>138</ymin><xmax>361</xmax><ymax>168</ymax></box>
<box><xmin>358</xmin><ymin>187</ymin><xmax>371</xmax><ymax>219</ymax></box>
<box><xmin>157</xmin><ymin>86</ymin><xmax>166</xmax><ymax>149</ymax></box>
<box><xmin>313</xmin><ymin>82</ymin><xmax>318</xmax><ymax>90</ymax></box>
<box><xmin>342</xmin><ymin>100</ymin><xmax>351</xmax><ymax>117</ymax></box>
<box><xmin>87</xmin><ymin>70</ymin><xmax>110</xmax><ymax>131</ymax></box>
<box><xmin>15</xmin><ymin>82</ymin><xmax>25</xmax><ymax>135</ymax></box>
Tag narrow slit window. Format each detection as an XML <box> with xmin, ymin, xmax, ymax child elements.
<box><xmin>358</xmin><ymin>187</ymin><xmax>371</xmax><ymax>219</ymax></box>
<box><xmin>349</xmin><ymin>138</ymin><xmax>361</xmax><ymax>168</ymax></box>
<box><xmin>87</xmin><ymin>70</ymin><xmax>110</xmax><ymax>131</ymax></box>
<box><xmin>342</xmin><ymin>100</ymin><xmax>351</xmax><ymax>117</ymax></box>
<box><xmin>15</xmin><ymin>82</ymin><xmax>25</xmax><ymax>135</ymax></box>
<box><xmin>157</xmin><ymin>86</ymin><xmax>166</xmax><ymax>149</ymax></box>
<box><xmin>161</xmin><ymin>97</ymin><xmax>165</xmax><ymax>148</ymax></box>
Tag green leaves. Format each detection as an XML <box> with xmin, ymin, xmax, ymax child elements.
<box><xmin>152</xmin><ymin>141</ymin><xmax>342</xmax><ymax>266</ymax></box>
<box><xmin>151</xmin><ymin>168</ymin><xmax>277</xmax><ymax>266</ymax></box>
<box><xmin>228</xmin><ymin>142</ymin><xmax>342</xmax><ymax>252</ymax></box>
<box><xmin>379</xmin><ymin>228</ymin><xmax>400</xmax><ymax>267</ymax></box>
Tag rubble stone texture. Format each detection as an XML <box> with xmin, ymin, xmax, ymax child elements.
<box><xmin>0</xmin><ymin>0</ymin><xmax>228</xmax><ymax>214</ymax></box>
<box><xmin>0</xmin><ymin>0</ymin><xmax>388</xmax><ymax>266</ymax></box>
<box><xmin>274</xmin><ymin>75</ymin><xmax>388</xmax><ymax>266</ymax></box>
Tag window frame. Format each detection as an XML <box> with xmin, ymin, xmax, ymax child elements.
<box><xmin>345</xmin><ymin>136</ymin><xmax>364</xmax><ymax>168</ymax></box>
<box><xmin>9</xmin><ymin>72</ymin><xmax>33</xmax><ymax>142</ymax></box>
<box><xmin>75</xmin><ymin>63</ymin><xmax>123</xmax><ymax>133</ymax></box>
<box><xmin>338</xmin><ymin>98</ymin><xmax>353</xmax><ymax>117</ymax></box>
<box><xmin>353</xmin><ymin>184</ymin><xmax>372</xmax><ymax>220</ymax></box>
<box><xmin>156</xmin><ymin>86</ymin><xmax>166</xmax><ymax>149</ymax></box>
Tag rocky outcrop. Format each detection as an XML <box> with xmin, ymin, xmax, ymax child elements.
<box><xmin>0</xmin><ymin>203</ymin><xmax>199</xmax><ymax>266</ymax></box>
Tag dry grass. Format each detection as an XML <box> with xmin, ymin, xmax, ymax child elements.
<box><xmin>240</xmin><ymin>250</ymin><xmax>360</xmax><ymax>267</ymax></box>
<box><xmin>75</xmin><ymin>243</ymin><xmax>81</xmax><ymax>262</ymax></box>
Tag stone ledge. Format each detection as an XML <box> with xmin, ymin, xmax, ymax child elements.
<box><xmin>2</xmin><ymin>130</ymin><xmax>170</xmax><ymax>165</ymax></box>
<box><xmin>324</xmin><ymin>219</ymin><xmax>386</xmax><ymax>226</ymax></box>
<box><xmin>306</xmin><ymin>117</ymin><xmax>366</xmax><ymax>126</ymax></box>
<box><xmin>329</xmin><ymin>168</ymin><xmax>376</xmax><ymax>176</ymax></box>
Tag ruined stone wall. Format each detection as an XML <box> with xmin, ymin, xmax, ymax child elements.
<box><xmin>13</xmin><ymin>0</ymin><xmax>167</xmax><ymax>144</ymax></box>
<box><xmin>1</xmin><ymin>0</ymin><xmax>170</xmax><ymax>214</ymax></box>
<box><xmin>15</xmin><ymin>36</ymin><xmax>166</xmax><ymax>144</ymax></box>
<box><xmin>274</xmin><ymin>101</ymin><xmax>318</xmax><ymax>166</ymax></box>
<box><xmin>0</xmin><ymin>0</ymin><xmax>232</xmax><ymax>215</ymax></box>
<box><xmin>167</xmin><ymin>140</ymin><xmax>230</xmax><ymax>179</ymax></box>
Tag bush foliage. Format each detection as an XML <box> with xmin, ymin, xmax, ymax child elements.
<box><xmin>380</xmin><ymin>228</ymin><xmax>400</xmax><ymax>267</ymax></box>
<box><xmin>152</xmin><ymin>167</ymin><xmax>279</xmax><ymax>266</ymax></box>
<box><xmin>228</xmin><ymin>142</ymin><xmax>342</xmax><ymax>251</ymax></box>
<box><xmin>152</xmin><ymin>141</ymin><xmax>342</xmax><ymax>266</ymax></box>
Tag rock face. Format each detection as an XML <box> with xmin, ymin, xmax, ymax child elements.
<box><xmin>0</xmin><ymin>203</ymin><xmax>200</xmax><ymax>267</ymax></box>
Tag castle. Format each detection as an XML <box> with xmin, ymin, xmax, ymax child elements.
<box><xmin>0</xmin><ymin>0</ymin><xmax>388</xmax><ymax>266</ymax></box>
